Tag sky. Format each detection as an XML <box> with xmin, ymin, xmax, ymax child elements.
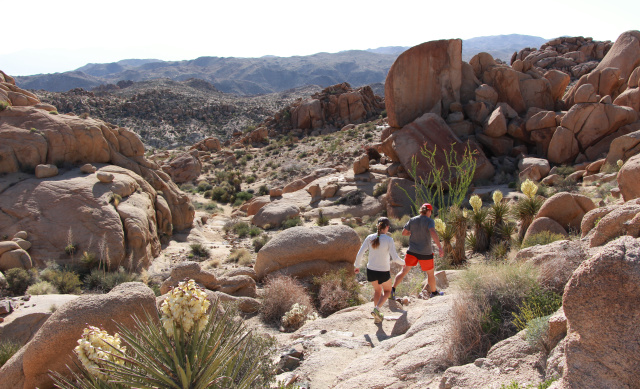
<box><xmin>1</xmin><ymin>0</ymin><xmax>638</xmax><ymax>76</ymax></box>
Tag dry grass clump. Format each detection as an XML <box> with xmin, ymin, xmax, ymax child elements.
<box><xmin>444</xmin><ymin>261</ymin><xmax>539</xmax><ymax>365</ymax></box>
<box><xmin>312</xmin><ymin>268</ymin><xmax>363</xmax><ymax>316</ymax></box>
<box><xmin>227</xmin><ymin>248</ymin><xmax>253</xmax><ymax>266</ymax></box>
<box><xmin>26</xmin><ymin>281</ymin><xmax>58</xmax><ymax>295</ymax></box>
<box><xmin>260</xmin><ymin>275</ymin><xmax>315</xmax><ymax>324</ymax></box>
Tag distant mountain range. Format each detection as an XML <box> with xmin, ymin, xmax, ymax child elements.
<box><xmin>15</xmin><ymin>34</ymin><xmax>548</xmax><ymax>95</ymax></box>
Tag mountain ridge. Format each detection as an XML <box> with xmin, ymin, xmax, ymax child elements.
<box><xmin>15</xmin><ymin>34</ymin><xmax>548</xmax><ymax>95</ymax></box>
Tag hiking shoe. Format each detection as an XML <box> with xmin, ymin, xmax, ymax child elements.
<box><xmin>372</xmin><ymin>307</ymin><xmax>383</xmax><ymax>323</ymax></box>
<box><xmin>430</xmin><ymin>290</ymin><xmax>444</xmax><ymax>298</ymax></box>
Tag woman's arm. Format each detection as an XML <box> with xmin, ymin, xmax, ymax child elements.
<box><xmin>354</xmin><ymin>237</ymin><xmax>369</xmax><ymax>269</ymax></box>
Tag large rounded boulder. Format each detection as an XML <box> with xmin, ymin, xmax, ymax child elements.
<box><xmin>560</xmin><ymin>236</ymin><xmax>640</xmax><ymax>388</ymax></box>
<box><xmin>255</xmin><ymin>225</ymin><xmax>360</xmax><ymax>279</ymax></box>
<box><xmin>534</xmin><ymin>192</ymin><xmax>596</xmax><ymax>231</ymax></box>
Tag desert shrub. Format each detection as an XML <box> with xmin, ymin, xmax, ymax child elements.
<box><xmin>390</xmin><ymin>215</ymin><xmax>410</xmax><ymax>232</ymax></box>
<box><xmin>79</xmin><ymin>251</ymin><xmax>100</xmax><ymax>270</ymax></box>
<box><xmin>252</xmin><ymin>234</ymin><xmax>270</xmax><ymax>252</ymax></box>
<box><xmin>354</xmin><ymin>225</ymin><xmax>374</xmax><ymax>241</ymax></box>
<box><xmin>52</xmin><ymin>290</ymin><xmax>277</xmax><ymax>389</ymax></box>
<box><xmin>188</xmin><ymin>242</ymin><xmax>210</xmax><ymax>260</ymax></box>
<box><xmin>261</xmin><ymin>275</ymin><xmax>315</xmax><ymax>324</ymax></box>
<box><xmin>500</xmin><ymin>378</ymin><xmax>557</xmax><ymax>389</ymax></box>
<box><xmin>444</xmin><ymin>261</ymin><xmax>539</xmax><ymax>365</ymax></box>
<box><xmin>521</xmin><ymin>231</ymin><xmax>566</xmax><ymax>249</ymax></box>
<box><xmin>232</xmin><ymin>191</ymin><xmax>253</xmax><ymax>206</ymax></box>
<box><xmin>5</xmin><ymin>268</ymin><xmax>37</xmax><ymax>295</ymax></box>
<box><xmin>0</xmin><ymin>340</ymin><xmax>20</xmax><ymax>368</ymax></box>
<box><xmin>205</xmin><ymin>202</ymin><xmax>221</xmax><ymax>213</ymax></box>
<box><xmin>316</xmin><ymin>209</ymin><xmax>330</xmax><ymax>226</ymax></box>
<box><xmin>227</xmin><ymin>248</ymin><xmax>253</xmax><ymax>266</ymax></box>
<box><xmin>83</xmin><ymin>267</ymin><xmax>140</xmax><ymax>292</ymax></box>
<box><xmin>282</xmin><ymin>216</ymin><xmax>303</xmax><ymax>229</ymax></box>
<box><xmin>312</xmin><ymin>268</ymin><xmax>363</xmax><ymax>316</ymax></box>
<box><xmin>334</xmin><ymin>190</ymin><xmax>366</xmax><ymax>206</ymax></box>
<box><xmin>0</xmin><ymin>100</ymin><xmax>11</xmax><ymax>111</ymax></box>
<box><xmin>512</xmin><ymin>288</ymin><xmax>562</xmax><ymax>332</ymax></box>
<box><xmin>391</xmin><ymin>230</ymin><xmax>410</xmax><ymax>250</ymax></box>
<box><xmin>258</xmin><ymin>184</ymin><xmax>269</xmax><ymax>196</ymax></box>
<box><xmin>26</xmin><ymin>281</ymin><xmax>59</xmax><ymax>295</ymax></box>
<box><xmin>373</xmin><ymin>180</ymin><xmax>388</xmax><ymax>198</ymax></box>
<box><xmin>41</xmin><ymin>269</ymin><xmax>82</xmax><ymax>294</ymax></box>
<box><xmin>197</xmin><ymin>180</ymin><xmax>213</xmax><ymax>192</ymax></box>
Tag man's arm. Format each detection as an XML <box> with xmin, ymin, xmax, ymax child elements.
<box><xmin>402</xmin><ymin>228</ymin><xmax>411</xmax><ymax>236</ymax></box>
<box><xmin>430</xmin><ymin>228</ymin><xmax>444</xmax><ymax>256</ymax></box>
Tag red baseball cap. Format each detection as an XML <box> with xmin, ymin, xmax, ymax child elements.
<box><xmin>421</xmin><ymin>203</ymin><xmax>433</xmax><ymax>210</ymax></box>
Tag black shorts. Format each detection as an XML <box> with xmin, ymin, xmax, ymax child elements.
<box><xmin>366</xmin><ymin>268</ymin><xmax>391</xmax><ymax>284</ymax></box>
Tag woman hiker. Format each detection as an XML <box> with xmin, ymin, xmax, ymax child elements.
<box><xmin>391</xmin><ymin>203</ymin><xmax>444</xmax><ymax>300</ymax></box>
<box><xmin>354</xmin><ymin>217</ymin><xmax>405</xmax><ymax>323</ymax></box>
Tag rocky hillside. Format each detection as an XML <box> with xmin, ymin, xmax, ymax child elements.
<box><xmin>36</xmin><ymin>79</ymin><xmax>322</xmax><ymax>148</ymax></box>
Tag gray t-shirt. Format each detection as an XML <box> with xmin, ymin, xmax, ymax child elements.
<box><xmin>404</xmin><ymin>215</ymin><xmax>435</xmax><ymax>255</ymax></box>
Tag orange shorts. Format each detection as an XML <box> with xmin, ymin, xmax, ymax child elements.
<box><xmin>405</xmin><ymin>253</ymin><xmax>434</xmax><ymax>271</ymax></box>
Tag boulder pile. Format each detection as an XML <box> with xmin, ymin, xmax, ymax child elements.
<box><xmin>0</xmin><ymin>70</ymin><xmax>194</xmax><ymax>271</ymax></box>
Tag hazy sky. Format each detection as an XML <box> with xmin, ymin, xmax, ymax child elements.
<box><xmin>1</xmin><ymin>0</ymin><xmax>638</xmax><ymax>76</ymax></box>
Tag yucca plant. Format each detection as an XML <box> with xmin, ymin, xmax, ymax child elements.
<box><xmin>434</xmin><ymin>217</ymin><xmax>455</xmax><ymax>260</ymax></box>
<box><xmin>513</xmin><ymin>180</ymin><xmax>545</xmax><ymax>241</ymax></box>
<box><xmin>489</xmin><ymin>190</ymin><xmax>510</xmax><ymax>246</ymax></box>
<box><xmin>469</xmin><ymin>195</ymin><xmax>489</xmax><ymax>253</ymax></box>
<box><xmin>447</xmin><ymin>205</ymin><xmax>468</xmax><ymax>265</ymax></box>
<box><xmin>52</xmin><ymin>280</ymin><xmax>275</xmax><ymax>389</ymax></box>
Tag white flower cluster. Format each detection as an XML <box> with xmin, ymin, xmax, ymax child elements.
<box><xmin>469</xmin><ymin>195</ymin><xmax>482</xmax><ymax>213</ymax></box>
<box><xmin>617</xmin><ymin>159</ymin><xmax>624</xmax><ymax>168</ymax></box>
<box><xmin>281</xmin><ymin>303</ymin><xmax>318</xmax><ymax>330</ymax></box>
<box><xmin>492</xmin><ymin>190</ymin><xmax>503</xmax><ymax>204</ymax></box>
<box><xmin>434</xmin><ymin>218</ymin><xmax>446</xmax><ymax>235</ymax></box>
<box><xmin>74</xmin><ymin>326</ymin><xmax>126</xmax><ymax>380</ymax></box>
<box><xmin>160</xmin><ymin>279</ymin><xmax>211</xmax><ymax>335</ymax></box>
<box><xmin>521</xmin><ymin>179</ymin><xmax>538</xmax><ymax>199</ymax></box>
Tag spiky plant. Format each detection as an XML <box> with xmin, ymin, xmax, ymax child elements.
<box><xmin>489</xmin><ymin>191</ymin><xmax>510</xmax><ymax>246</ymax></box>
<box><xmin>435</xmin><ymin>218</ymin><xmax>455</xmax><ymax>260</ymax></box>
<box><xmin>513</xmin><ymin>180</ymin><xmax>545</xmax><ymax>241</ymax></box>
<box><xmin>447</xmin><ymin>206</ymin><xmax>468</xmax><ymax>265</ymax></box>
<box><xmin>51</xmin><ymin>281</ymin><xmax>276</xmax><ymax>389</ymax></box>
<box><xmin>469</xmin><ymin>195</ymin><xmax>489</xmax><ymax>253</ymax></box>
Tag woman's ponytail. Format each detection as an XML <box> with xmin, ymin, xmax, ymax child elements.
<box><xmin>371</xmin><ymin>217</ymin><xmax>390</xmax><ymax>249</ymax></box>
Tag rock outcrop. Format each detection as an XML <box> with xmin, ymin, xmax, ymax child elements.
<box><xmin>255</xmin><ymin>225</ymin><xmax>360</xmax><ymax>279</ymax></box>
<box><xmin>558</xmin><ymin>236</ymin><xmax>640</xmax><ymax>389</ymax></box>
<box><xmin>0</xmin><ymin>71</ymin><xmax>194</xmax><ymax>270</ymax></box>
<box><xmin>161</xmin><ymin>149</ymin><xmax>202</xmax><ymax>184</ymax></box>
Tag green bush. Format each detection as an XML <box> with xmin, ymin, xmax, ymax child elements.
<box><xmin>233</xmin><ymin>191</ymin><xmax>253</xmax><ymax>206</ymax></box>
<box><xmin>189</xmin><ymin>243</ymin><xmax>210</xmax><ymax>259</ymax></box>
<box><xmin>197</xmin><ymin>180</ymin><xmax>213</xmax><ymax>192</ymax></box>
<box><xmin>373</xmin><ymin>180</ymin><xmax>388</xmax><ymax>198</ymax></box>
<box><xmin>252</xmin><ymin>234</ymin><xmax>270</xmax><ymax>252</ymax></box>
<box><xmin>5</xmin><ymin>268</ymin><xmax>37</xmax><ymax>295</ymax></box>
<box><xmin>512</xmin><ymin>288</ymin><xmax>562</xmax><ymax>332</ymax></box>
<box><xmin>521</xmin><ymin>231</ymin><xmax>567</xmax><ymax>249</ymax></box>
<box><xmin>0</xmin><ymin>340</ymin><xmax>20</xmax><ymax>368</ymax></box>
<box><xmin>26</xmin><ymin>281</ymin><xmax>59</xmax><ymax>295</ymax></box>
<box><xmin>316</xmin><ymin>209</ymin><xmax>330</xmax><ymax>226</ymax></box>
<box><xmin>41</xmin><ymin>269</ymin><xmax>82</xmax><ymax>294</ymax></box>
<box><xmin>64</xmin><ymin>243</ymin><xmax>78</xmax><ymax>256</ymax></box>
<box><xmin>282</xmin><ymin>216</ymin><xmax>303</xmax><ymax>229</ymax></box>
<box><xmin>83</xmin><ymin>267</ymin><xmax>140</xmax><ymax>292</ymax></box>
<box><xmin>258</xmin><ymin>185</ymin><xmax>269</xmax><ymax>196</ymax></box>
<box><xmin>312</xmin><ymin>268</ymin><xmax>363</xmax><ymax>316</ymax></box>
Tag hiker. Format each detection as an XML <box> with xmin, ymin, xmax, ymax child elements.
<box><xmin>354</xmin><ymin>217</ymin><xmax>405</xmax><ymax>323</ymax></box>
<box><xmin>391</xmin><ymin>203</ymin><xmax>444</xmax><ymax>299</ymax></box>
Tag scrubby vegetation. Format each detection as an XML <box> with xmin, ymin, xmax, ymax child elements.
<box><xmin>312</xmin><ymin>268</ymin><xmax>363</xmax><ymax>316</ymax></box>
<box><xmin>0</xmin><ymin>340</ymin><xmax>20</xmax><ymax>368</ymax></box>
<box><xmin>260</xmin><ymin>275</ymin><xmax>316</xmax><ymax>326</ymax></box>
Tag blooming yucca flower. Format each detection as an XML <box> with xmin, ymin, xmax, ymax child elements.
<box><xmin>492</xmin><ymin>190</ymin><xmax>503</xmax><ymax>204</ymax></box>
<box><xmin>281</xmin><ymin>303</ymin><xmax>318</xmax><ymax>330</ymax></box>
<box><xmin>617</xmin><ymin>159</ymin><xmax>624</xmax><ymax>168</ymax></box>
<box><xmin>434</xmin><ymin>218</ymin><xmax>446</xmax><ymax>235</ymax></box>
<box><xmin>160</xmin><ymin>279</ymin><xmax>211</xmax><ymax>335</ymax></box>
<box><xmin>521</xmin><ymin>179</ymin><xmax>538</xmax><ymax>199</ymax></box>
<box><xmin>74</xmin><ymin>326</ymin><xmax>126</xmax><ymax>379</ymax></box>
<box><xmin>469</xmin><ymin>195</ymin><xmax>482</xmax><ymax>213</ymax></box>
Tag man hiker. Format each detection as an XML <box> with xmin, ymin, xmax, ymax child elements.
<box><xmin>391</xmin><ymin>203</ymin><xmax>444</xmax><ymax>299</ymax></box>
